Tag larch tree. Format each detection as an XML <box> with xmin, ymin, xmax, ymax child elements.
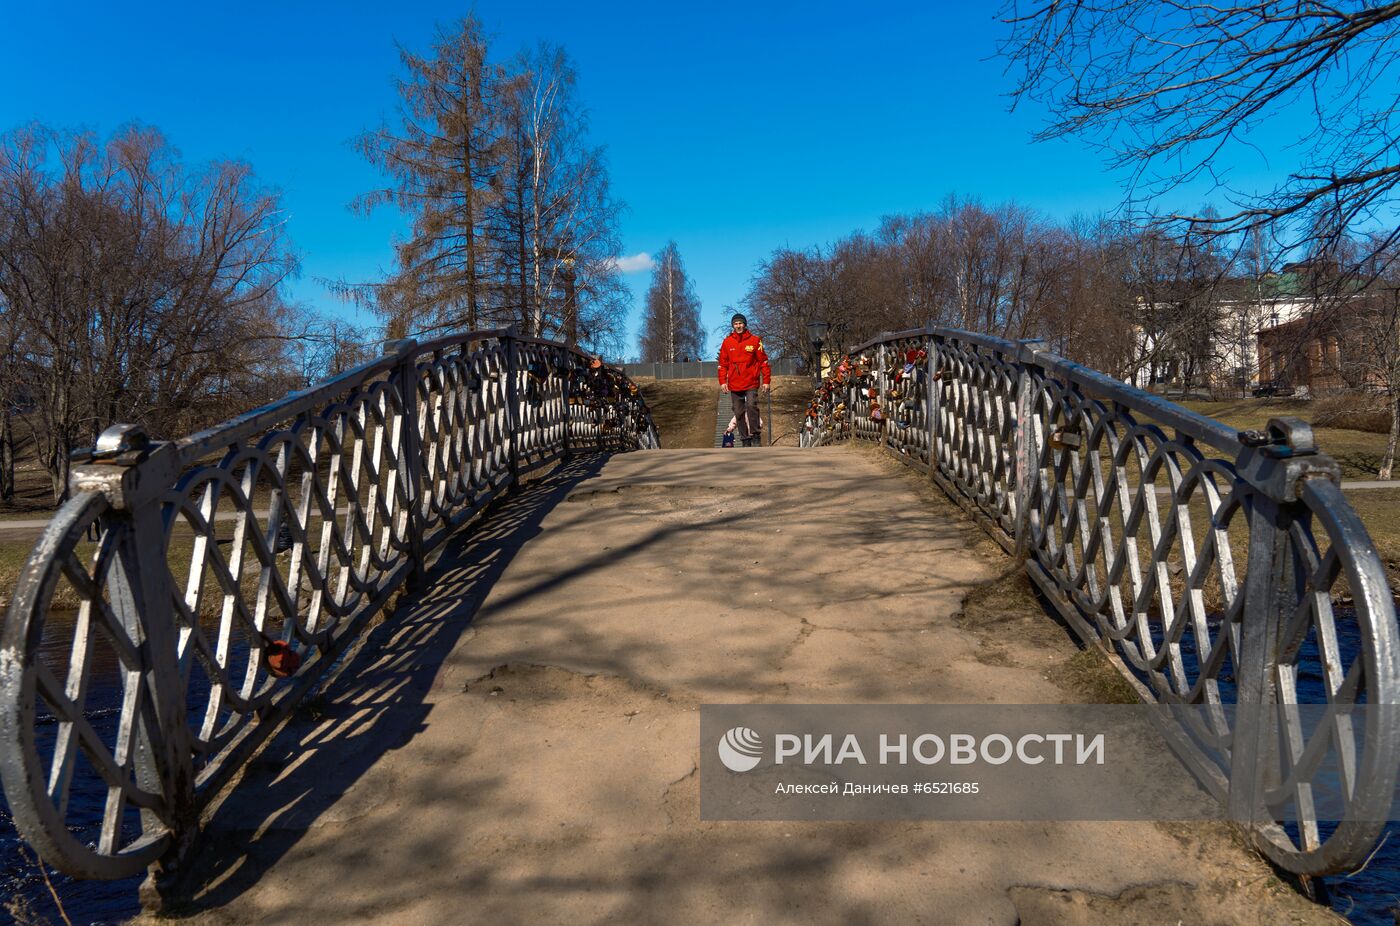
<box><xmin>350</xmin><ymin>17</ymin><xmax>505</xmax><ymax>338</ymax></box>
<box><xmin>348</xmin><ymin>24</ymin><xmax>628</xmax><ymax>355</ymax></box>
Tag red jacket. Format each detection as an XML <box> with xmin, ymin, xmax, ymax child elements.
<box><xmin>718</xmin><ymin>330</ymin><xmax>771</xmax><ymax>391</ymax></box>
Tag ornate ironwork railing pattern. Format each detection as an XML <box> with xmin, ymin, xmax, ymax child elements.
<box><xmin>802</xmin><ymin>325</ymin><xmax>1400</xmax><ymax>877</ymax></box>
<box><xmin>0</xmin><ymin>331</ymin><xmax>657</xmax><ymax>887</ymax></box>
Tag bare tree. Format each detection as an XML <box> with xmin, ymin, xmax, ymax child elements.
<box><xmin>0</xmin><ymin>124</ymin><xmax>299</xmax><ymax>501</ymax></box>
<box><xmin>744</xmin><ymin>247</ymin><xmax>836</xmax><ymax>363</ymax></box>
<box><xmin>0</xmin><ymin>306</ymin><xmax>21</xmax><ymax>501</ymax></box>
<box><xmin>742</xmin><ymin>198</ymin><xmax>1257</xmax><ymax>393</ymax></box>
<box><xmin>1340</xmin><ymin>287</ymin><xmax>1400</xmax><ymax>476</ymax></box>
<box><xmin>292</xmin><ymin>317</ymin><xmax>378</xmax><ymax>383</ymax></box>
<box><xmin>500</xmin><ymin>44</ymin><xmax>626</xmax><ymax>346</ymax></box>
<box><xmin>1000</xmin><ymin>1</ymin><xmax>1400</xmax><ymax>258</ymax></box>
<box><xmin>347</xmin><ymin>26</ymin><xmax>627</xmax><ymax>355</ymax></box>
<box><xmin>639</xmin><ymin>242</ymin><xmax>703</xmax><ymax>361</ymax></box>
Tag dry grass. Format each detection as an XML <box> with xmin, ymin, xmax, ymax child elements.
<box><xmin>767</xmin><ymin>376</ymin><xmax>819</xmax><ymax>446</ymax></box>
<box><xmin>635</xmin><ymin>374</ymin><xmax>815</xmax><ymax>448</ymax></box>
<box><xmin>1047</xmin><ymin>649</ymin><xmax>1141</xmax><ymax>704</ymax></box>
<box><xmin>635</xmin><ymin>377</ymin><xmax>719</xmax><ymax>449</ymax></box>
<box><xmin>0</xmin><ymin>419</ymin><xmax>61</xmax><ymax>519</ymax></box>
<box><xmin>1309</xmin><ymin>391</ymin><xmax>1392</xmax><ymax>433</ymax></box>
<box><xmin>1351</xmin><ymin>488</ymin><xmax>1400</xmax><ymax>583</ymax></box>
<box><xmin>1180</xmin><ymin>398</ymin><xmax>1394</xmax><ymax>480</ymax></box>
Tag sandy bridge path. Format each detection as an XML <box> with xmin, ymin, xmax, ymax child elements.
<box><xmin>164</xmin><ymin>447</ymin><xmax>1332</xmax><ymax>926</ymax></box>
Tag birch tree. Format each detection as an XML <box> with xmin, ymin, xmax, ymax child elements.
<box><xmin>499</xmin><ymin>44</ymin><xmax>625</xmax><ymax>342</ymax></box>
<box><xmin>351</xmin><ymin>26</ymin><xmax>627</xmax><ymax>353</ymax></box>
<box><xmin>639</xmin><ymin>242</ymin><xmax>703</xmax><ymax>361</ymax></box>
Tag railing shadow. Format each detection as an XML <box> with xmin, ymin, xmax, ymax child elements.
<box><xmin>171</xmin><ymin>453</ymin><xmax>613</xmax><ymax>912</ymax></box>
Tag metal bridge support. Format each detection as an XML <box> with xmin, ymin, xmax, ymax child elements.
<box><xmin>798</xmin><ymin>325</ymin><xmax>1400</xmax><ymax>877</ymax></box>
<box><xmin>1012</xmin><ymin>339</ymin><xmax>1046</xmax><ymax>556</ymax></box>
<box><xmin>925</xmin><ymin>332</ymin><xmax>940</xmax><ymax>477</ymax></box>
<box><xmin>1227</xmin><ymin>419</ymin><xmax>1336</xmax><ymax>850</ymax></box>
<box><xmin>70</xmin><ymin>427</ymin><xmax>198</xmax><ymax>907</ymax></box>
<box><xmin>387</xmin><ymin>339</ymin><xmax>427</xmax><ymax>583</ymax></box>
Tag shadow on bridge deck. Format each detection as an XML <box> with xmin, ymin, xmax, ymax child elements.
<box><xmin>162</xmin><ymin>448</ymin><xmax>1334</xmax><ymax>926</ymax></box>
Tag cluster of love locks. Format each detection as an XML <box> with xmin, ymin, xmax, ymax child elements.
<box><xmin>804</xmin><ymin>346</ymin><xmax>941</xmax><ymax>440</ymax></box>
<box><xmin>570</xmin><ymin>357</ymin><xmax>642</xmax><ymax>434</ymax></box>
<box><xmin>520</xmin><ymin>355</ymin><xmax>637</xmax><ymax>403</ymax></box>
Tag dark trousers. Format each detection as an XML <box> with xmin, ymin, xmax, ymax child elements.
<box><xmin>730</xmin><ymin>388</ymin><xmax>761</xmax><ymax>441</ymax></box>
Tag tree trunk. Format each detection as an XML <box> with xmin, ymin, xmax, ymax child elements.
<box><xmin>1381</xmin><ymin>394</ymin><xmax>1399</xmax><ymax>480</ymax></box>
<box><xmin>46</xmin><ymin>439</ymin><xmax>70</xmax><ymax>505</ymax></box>
<box><xmin>0</xmin><ymin>407</ymin><xmax>12</xmax><ymax>502</ymax></box>
<box><xmin>563</xmin><ymin>263</ymin><xmax>577</xmax><ymax>346</ymax></box>
<box><xmin>461</xmin><ymin>66</ymin><xmax>480</xmax><ymax>331</ymax></box>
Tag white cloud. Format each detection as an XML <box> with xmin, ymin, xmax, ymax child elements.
<box><xmin>610</xmin><ymin>252</ymin><xmax>655</xmax><ymax>273</ymax></box>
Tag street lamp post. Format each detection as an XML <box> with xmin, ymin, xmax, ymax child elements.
<box><xmin>806</xmin><ymin>320</ymin><xmax>830</xmax><ymax>384</ymax></box>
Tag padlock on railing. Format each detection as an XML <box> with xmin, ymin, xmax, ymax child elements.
<box><xmin>1048</xmin><ymin>427</ymin><xmax>1082</xmax><ymax>451</ymax></box>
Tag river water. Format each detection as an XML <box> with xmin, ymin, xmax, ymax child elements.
<box><xmin>3</xmin><ymin>611</ymin><xmax>143</xmax><ymax>924</ymax></box>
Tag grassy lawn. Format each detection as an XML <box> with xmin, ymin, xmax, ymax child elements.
<box><xmin>0</xmin><ymin>540</ymin><xmax>35</xmax><ymax>607</ymax></box>
<box><xmin>0</xmin><ymin>466</ymin><xmax>61</xmax><ymax>519</ymax></box>
<box><xmin>1179</xmin><ymin>398</ymin><xmax>1392</xmax><ymax>480</ymax></box>
<box><xmin>1349</xmin><ymin>488</ymin><xmax>1400</xmax><ymax>580</ymax></box>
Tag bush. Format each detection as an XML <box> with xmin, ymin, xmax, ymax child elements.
<box><xmin>1310</xmin><ymin>391</ymin><xmax>1393</xmax><ymax>434</ymax></box>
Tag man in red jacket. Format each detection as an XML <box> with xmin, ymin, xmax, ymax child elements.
<box><xmin>718</xmin><ymin>312</ymin><xmax>771</xmax><ymax>446</ymax></box>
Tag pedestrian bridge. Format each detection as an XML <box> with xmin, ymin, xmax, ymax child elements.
<box><xmin>1</xmin><ymin>328</ymin><xmax>1397</xmax><ymax>921</ymax></box>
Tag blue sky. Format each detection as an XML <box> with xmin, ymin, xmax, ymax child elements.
<box><xmin>0</xmin><ymin>1</ymin><xmax>1293</xmax><ymax>358</ymax></box>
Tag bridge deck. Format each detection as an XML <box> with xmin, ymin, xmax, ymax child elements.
<box><xmin>171</xmin><ymin>448</ymin><xmax>1330</xmax><ymax>924</ymax></box>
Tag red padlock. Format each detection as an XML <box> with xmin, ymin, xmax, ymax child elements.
<box><xmin>264</xmin><ymin>640</ymin><xmax>302</xmax><ymax>678</ymax></box>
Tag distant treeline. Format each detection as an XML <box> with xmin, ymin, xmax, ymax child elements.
<box><xmin>742</xmin><ymin>195</ymin><xmax>1400</xmax><ymax>384</ymax></box>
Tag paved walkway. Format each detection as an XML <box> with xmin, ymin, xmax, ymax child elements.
<box><xmin>156</xmin><ymin>449</ymin><xmax>1328</xmax><ymax>925</ymax></box>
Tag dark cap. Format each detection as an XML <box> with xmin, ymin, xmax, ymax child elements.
<box><xmin>731</xmin><ymin>313</ymin><xmax>748</xmax><ymax>326</ymax></box>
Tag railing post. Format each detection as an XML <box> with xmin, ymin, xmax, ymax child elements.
<box><xmin>1013</xmin><ymin>339</ymin><xmax>1046</xmax><ymax>556</ymax></box>
<box><xmin>560</xmin><ymin>349</ymin><xmax>572</xmax><ymax>461</ymax></box>
<box><xmin>69</xmin><ymin>425</ymin><xmax>196</xmax><ymax>908</ymax></box>
<box><xmin>876</xmin><ymin>339</ymin><xmax>888</xmax><ymax>449</ymax></box>
<box><xmin>1227</xmin><ymin>418</ymin><xmax>1334</xmax><ymax>838</ymax></box>
<box><xmin>1229</xmin><ymin>490</ymin><xmax>1294</xmax><ymax>833</ymax></box>
<box><xmin>848</xmin><ymin>374</ymin><xmax>858</xmax><ymax>443</ymax></box>
<box><xmin>925</xmin><ymin>328</ymin><xmax>939</xmax><ymax>475</ymax></box>
<box><xmin>386</xmin><ymin>339</ymin><xmax>425</xmax><ymax>579</ymax></box>
<box><xmin>501</xmin><ymin>328</ymin><xmax>521</xmax><ymax>484</ymax></box>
